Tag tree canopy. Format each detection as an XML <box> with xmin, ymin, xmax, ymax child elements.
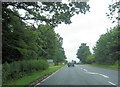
<box><xmin>93</xmin><ymin>26</ymin><xmax>120</xmax><ymax>65</ymax></box>
<box><xmin>106</xmin><ymin>1</ymin><xmax>120</xmax><ymax>23</ymax></box>
<box><xmin>76</xmin><ymin>43</ymin><xmax>91</xmax><ymax>64</ymax></box>
<box><xmin>2</xmin><ymin>2</ymin><xmax>90</xmax><ymax>27</ymax></box>
<box><xmin>2</xmin><ymin>12</ymin><xmax>67</xmax><ymax>63</ymax></box>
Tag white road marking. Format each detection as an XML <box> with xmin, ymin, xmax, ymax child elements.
<box><xmin>108</xmin><ymin>81</ymin><xmax>116</xmax><ymax>85</ymax></box>
<box><xmin>34</xmin><ymin>66</ymin><xmax>64</xmax><ymax>87</ymax></box>
<box><xmin>87</xmin><ymin>71</ymin><xmax>109</xmax><ymax>78</ymax></box>
<box><xmin>99</xmin><ymin>74</ymin><xmax>109</xmax><ymax>78</ymax></box>
<box><xmin>83</xmin><ymin>69</ymin><xmax>88</xmax><ymax>72</ymax></box>
<box><xmin>80</xmin><ymin>67</ymin><xmax>110</xmax><ymax>79</ymax></box>
<box><xmin>41</xmin><ymin>69</ymin><xmax>59</xmax><ymax>83</ymax></box>
<box><xmin>35</xmin><ymin>83</ymin><xmax>40</xmax><ymax>86</ymax></box>
<box><xmin>87</xmin><ymin>72</ymin><xmax>98</xmax><ymax>75</ymax></box>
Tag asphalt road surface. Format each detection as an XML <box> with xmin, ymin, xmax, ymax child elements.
<box><xmin>35</xmin><ymin>65</ymin><xmax>119</xmax><ymax>86</ymax></box>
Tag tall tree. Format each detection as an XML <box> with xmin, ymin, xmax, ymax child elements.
<box><xmin>55</xmin><ymin>34</ymin><xmax>67</xmax><ymax>63</ymax></box>
<box><xmin>2</xmin><ymin>14</ymin><xmax>40</xmax><ymax>63</ymax></box>
<box><xmin>37</xmin><ymin>25</ymin><xmax>58</xmax><ymax>60</ymax></box>
<box><xmin>76</xmin><ymin>43</ymin><xmax>91</xmax><ymax>64</ymax></box>
<box><xmin>93</xmin><ymin>26</ymin><xmax>120</xmax><ymax>65</ymax></box>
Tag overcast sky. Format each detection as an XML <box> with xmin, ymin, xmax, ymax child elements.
<box><xmin>55</xmin><ymin>0</ymin><xmax>117</xmax><ymax>62</ymax></box>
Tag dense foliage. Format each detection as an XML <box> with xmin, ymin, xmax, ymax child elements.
<box><xmin>93</xmin><ymin>26</ymin><xmax>120</xmax><ymax>65</ymax></box>
<box><xmin>76</xmin><ymin>43</ymin><xmax>91</xmax><ymax>64</ymax></box>
<box><xmin>2</xmin><ymin>14</ymin><xmax>66</xmax><ymax>63</ymax></box>
<box><xmin>85</xmin><ymin>54</ymin><xmax>95</xmax><ymax>64</ymax></box>
<box><xmin>2</xmin><ymin>7</ymin><xmax>67</xmax><ymax>64</ymax></box>
<box><xmin>2</xmin><ymin>2</ymin><xmax>90</xmax><ymax>27</ymax></box>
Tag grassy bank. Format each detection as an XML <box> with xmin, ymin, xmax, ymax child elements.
<box><xmin>86</xmin><ymin>64</ymin><xmax>119</xmax><ymax>69</ymax></box>
<box><xmin>3</xmin><ymin>64</ymin><xmax>65</xmax><ymax>86</ymax></box>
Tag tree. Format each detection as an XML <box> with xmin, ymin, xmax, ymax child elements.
<box><xmin>37</xmin><ymin>25</ymin><xmax>57</xmax><ymax>60</ymax></box>
<box><xmin>76</xmin><ymin>43</ymin><xmax>91</xmax><ymax>64</ymax></box>
<box><xmin>36</xmin><ymin>25</ymin><xmax>66</xmax><ymax>63</ymax></box>
<box><xmin>93</xmin><ymin>26</ymin><xmax>120</xmax><ymax>65</ymax></box>
<box><xmin>2</xmin><ymin>18</ymin><xmax>66</xmax><ymax>63</ymax></box>
<box><xmin>106</xmin><ymin>1</ymin><xmax>120</xmax><ymax>23</ymax></box>
<box><xmin>55</xmin><ymin>34</ymin><xmax>67</xmax><ymax>63</ymax></box>
<box><xmin>2</xmin><ymin>14</ymin><xmax>40</xmax><ymax>63</ymax></box>
<box><xmin>2</xmin><ymin>2</ymin><xmax>90</xmax><ymax>28</ymax></box>
<box><xmin>85</xmin><ymin>54</ymin><xmax>95</xmax><ymax>64</ymax></box>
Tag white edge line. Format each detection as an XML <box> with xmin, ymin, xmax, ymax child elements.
<box><xmin>108</xmin><ymin>81</ymin><xmax>116</xmax><ymax>85</ymax></box>
<box><xmin>41</xmin><ymin>68</ymin><xmax>59</xmax><ymax>82</ymax></box>
<box><xmin>34</xmin><ymin>65</ymin><xmax>65</xmax><ymax>87</ymax></box>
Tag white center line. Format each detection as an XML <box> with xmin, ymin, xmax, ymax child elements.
<box><xmin>99</xmin><ymin>74</ymin><xmax>109</xmax><ymax>78</ymax></box>
<box><xmin>83</xmin><ymin>69</ymin><xmax>88</xmax><ymax>72</ymax></box>
<box><xmin>86</xmin><ymin>71</ymin><xmax>109</xmax><ymax>78</ymax></box>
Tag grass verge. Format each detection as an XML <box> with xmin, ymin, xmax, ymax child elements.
<box><xmin>86</xmin><ymin>64</ymin><xmax>119</xmax><ymax>69</ymax></box>
<box><xmin>2</xmin><ymin>64</ymin><xmax>65</xmax><ymax>86</ymax></box>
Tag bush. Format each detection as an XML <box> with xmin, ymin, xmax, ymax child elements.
<box><xmin>115</xmin><ymin>60</ymin><xmax>118</xmax><ymax>66</ymax></box>
<box><xmin>85</xmin><ymin>54</ymin><xmax>95</xmax><ymax>64</ymax></box>
<box><xmin>2</xmin><ymin>59</ymin><xmax>49</xmax><ymax>83</ymax></box>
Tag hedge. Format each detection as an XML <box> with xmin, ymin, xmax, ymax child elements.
<box><xmin>2</xmin><ymin>59</ymin><xmax>49</xmax><ymax>83</ymax></box>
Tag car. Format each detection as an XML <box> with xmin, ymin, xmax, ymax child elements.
<box><xmin>75</xmin><ymin>62</ymin><xmax>79</xmax><ymax>65</ymax></box>
<box><xmin>67</xmin><ymin>62</ymin><xmax>74</xmax><ymax>67</ymax></box>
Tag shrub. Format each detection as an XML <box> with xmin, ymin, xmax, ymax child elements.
<box><xmin>2</xmin><ymin>59</ymin><xmax>49</xmax><ymax>83</ymax></box>
<box><xmin>115</xmin><ymin>60</ymin><xmax>118</xmax><ymax>66</ymax></box>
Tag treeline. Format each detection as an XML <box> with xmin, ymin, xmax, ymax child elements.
<box><xmin>3</xmin><ymin>14</ymin><xmax>66</xmax><ymax>64</ymax></box>
<box><xmin>93</xmin><ymin>26</ymin><xmax>120</xmax><ymax>65</ymax></box>
<box><xmin>76</xmin><ymin>26</ymin><xmax>120</xmax><ymax>65</ymax></box>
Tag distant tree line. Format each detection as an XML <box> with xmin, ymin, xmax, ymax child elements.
<box><xmin>76</xmin><ymin>26</ymin><xmax>120</xmax><ymax>65</ymax></box>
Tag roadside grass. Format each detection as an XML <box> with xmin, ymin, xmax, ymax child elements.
<box><xmin>85</xmin><ymin>64</ymin><xmax>119</xmax><ymax>69</ymax></box>
<box><xmin>2</xmin><ymin>64</ymin><xmax>65</xmax><ymax>86</ymax></box>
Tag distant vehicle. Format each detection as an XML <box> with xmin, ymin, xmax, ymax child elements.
<box><xmin>67</xmin><ymin>62</ymin><xmax>74</xmax><ymax>67</ymax></box>
<box><xmin>75</xmin><ymin>62</ymin><xmax>79</xmax><ymax>65</ymax></box>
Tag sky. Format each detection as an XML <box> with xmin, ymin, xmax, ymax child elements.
<box><xmin>55</xmin><ymin>0</ymin><xmax>117</xmax><ymax>62</ymax></box>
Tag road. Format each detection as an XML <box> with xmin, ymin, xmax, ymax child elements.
<box><xmin>35</xmin><ymin>65</ymin><xmax>118</xmax><ymax>86</ymax></box>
